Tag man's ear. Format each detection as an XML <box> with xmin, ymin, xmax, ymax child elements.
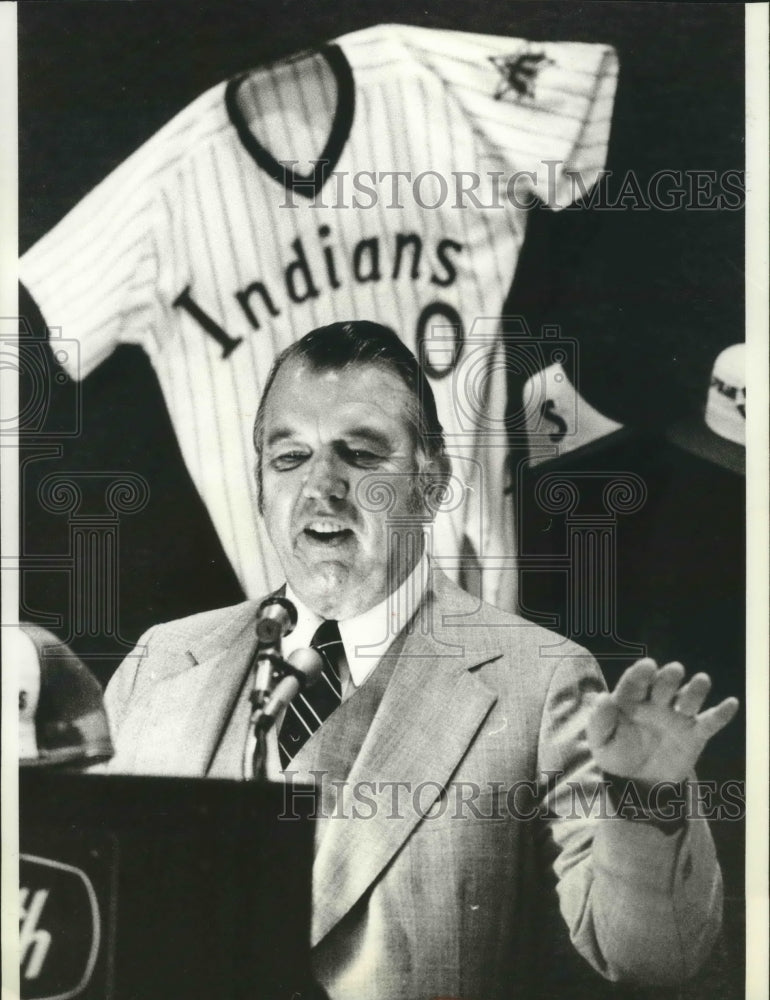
<box><xmin>418</xmin><ymin>453</ymin><xmax>453</xmax><ymax>517</ymax></box>
<box><xmin>254</xmin><ymin>458</ymin><xmax>264</xmax><ymax>515</ymax></box>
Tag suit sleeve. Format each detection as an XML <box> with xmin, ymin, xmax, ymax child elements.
<box><xmin>537</xmin><ymin>651</ymin><xmax>723</xmax><ymax>985</ymax></box>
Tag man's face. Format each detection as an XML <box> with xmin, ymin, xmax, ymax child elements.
<box><xmin>260</xmin><ymin>359</ymin><xmax>426</xmax><ymax>620</ymax></box>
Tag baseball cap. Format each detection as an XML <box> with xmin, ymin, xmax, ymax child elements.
<box><xmin>16</xmin><ymin>624</ymin><xmax>114</xmax><ymax>767</ymax></box>
<box><xmin>666</xmin><ymin>343</ymin><xmax>745</xmax><ymax>475</ymax></box>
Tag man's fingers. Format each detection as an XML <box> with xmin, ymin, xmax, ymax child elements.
<box><xmin>697</xmin><ymin>697</ymin><xmax>740</xmax><ymax>739</ymax></box>
<box><xmin>650</xmin><ymin>661</ymin><xmax>686</xmax><ymax>706</ymax></box>
<box><xmin>674</xmin><ymin>672</ymin><xmax>712</xmax><ymax>717</ymax></box>
<box><xmin>613</xmin><ymin>658</ymin><xmax>658</xmax><ymax>708</ymax></box>
<box><xmin>587</xmin><ymin>692</ymin><xmax>620</xmax><ymax>747</ymax></box>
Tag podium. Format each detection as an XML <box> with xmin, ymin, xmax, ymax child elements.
<box><xmin>19</xmin><ymin>769</ymin><xmax>320</xmax><ymax>1000</ymax></box>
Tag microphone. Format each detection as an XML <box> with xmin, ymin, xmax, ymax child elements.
<box><xmin>251</xmin><ymin>597</ymin><xmax>298</xmax><ymax>713</ymax></box>
<box><xmin>255</xmin><ymin>596</ymin><xmax>297</xmax><ymax>648</ymax></box>
<box><xmin>260</xmin><ymin>648</ymin><xmax>324</xmax><ymax>726</ymax></box>
<box><xmin>246</xmin><ymin>646</ymin><xmax>323</xmax><ymax>780</ymax></box>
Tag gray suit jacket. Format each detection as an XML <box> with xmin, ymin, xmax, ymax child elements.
<box><xmin>105</xmin><ymin>570</ymin><xmax>722</xmax><ymax>1000</ymax></box>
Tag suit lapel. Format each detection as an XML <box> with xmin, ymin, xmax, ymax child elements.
<box><xmin>177</xmin><ymin>647</ymin><xmax>253</xmax><ymax>776</ymax></box>
<box><xmin>285</xmin><ymin>644</ymin><xmax>400</xmax><ymax>798</ymax></box>
<box><xmin>126</xmin><ymin>604</ymin><xmax>259</xmax><ymax>776</ymax></box>
<box><xmin>309</xmin><ymin>577</ymin><xmax>501</xmax><ymax>947</ymax></box>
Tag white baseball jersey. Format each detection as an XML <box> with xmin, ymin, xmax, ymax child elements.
<box><xmin>20</xmin><ymin>24</ymin><xmax>618</xmax><ymax>608</ymax></box>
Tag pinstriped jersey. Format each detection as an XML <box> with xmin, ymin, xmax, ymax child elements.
<box><xmin>20</xmin><ymin>24</ymin><xmax>618</xmax><ymax>608</ymax></box>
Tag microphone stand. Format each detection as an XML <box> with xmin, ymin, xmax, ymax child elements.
<box><xmin>247</xmin><ymin>647</ymin><xmax>283</xmax><ymax>782</ymax></box>
<box><xmin>251</xmin><ymin>726</ymin><xmax>269</xmax><ymax>783</ymax></box>
<box><xmin>245</xmin><ymin>598</ymin><xmax>296</xmax><ymax>781</ymax></box>
<box><xmin>243</xmin><ymin>599</ymin><xmax>320</xmax><ymax>781</ymax></box>
<box><xmin>247</xmin><ymin>649</ymin><xmax>314</xmax><ymax>781</ymax></box>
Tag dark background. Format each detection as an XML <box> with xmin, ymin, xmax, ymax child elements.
<box><xmin>18</xmin><ymin>3</ymin><xmax>745</xmax><ymax>997</ymax></box>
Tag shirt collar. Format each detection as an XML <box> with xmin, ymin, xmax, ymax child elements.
<box><xmin>284</xmin><ymin>552</ymin><xmax>430</xmax><ymax>690</ymax></box>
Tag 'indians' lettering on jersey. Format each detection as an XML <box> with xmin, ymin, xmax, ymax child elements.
<box><xmin>20</xmin><ymin>24</ymin><xmax>618</xmax><ymax>607</ymax></box>
<box><xmin>172</xmin><ymin>228</ymin><xmax>465</xmax><ymax>359</ymax></box>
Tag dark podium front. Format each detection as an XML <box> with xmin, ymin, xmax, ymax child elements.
<box><xmin>20</xmin><ymin>769</ymin><xmax>320</xmax><ymax>1000</ymax></box>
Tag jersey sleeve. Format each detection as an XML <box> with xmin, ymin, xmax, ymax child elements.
<box><xmin>19</xmin><ymin>139</ymin><xmax>163</xmax><ymax>381</ymax></box>
<box><xmin>398</xmin><ymin>25</ymin><xmax>618</xmax><ymax>210</ymax></box>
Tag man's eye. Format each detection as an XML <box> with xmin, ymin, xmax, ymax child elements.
<box><xmin>346</xmin><ymin>449</ymin><xmax>382</xmax><ymax>467</ymax></box>
<box><xmin>270</xmin><ymin>452</ymin><xmax>308</xmax><ymax>471</ymax></box>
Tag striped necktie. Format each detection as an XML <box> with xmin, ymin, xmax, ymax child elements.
<box><xmin>278</xmin><ymin>619</ymin><xmax>345</xmax><ymax>768</ymax></box>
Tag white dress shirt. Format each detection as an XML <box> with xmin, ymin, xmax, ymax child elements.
<box><xmin>246</xmin><ymin>554</ymin><xmax>430</xmax><ymax>780</ymax></box>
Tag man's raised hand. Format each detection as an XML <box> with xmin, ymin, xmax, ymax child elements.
<box><xmin>586</xmin><ymin>658</ymin><xmax>739</xmax><ymax>785</ymax></box>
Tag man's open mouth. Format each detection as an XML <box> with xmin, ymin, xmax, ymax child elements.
<box><xmin>302</xmin><ymin>521</ymin><xmax>355</xmax><ymax>545</ymax></box>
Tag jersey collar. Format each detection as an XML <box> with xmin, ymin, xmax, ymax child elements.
<box><xmin>225</xmin><ymin>43</ymin><xmax>355</xmax><ymax>200</ymax></box>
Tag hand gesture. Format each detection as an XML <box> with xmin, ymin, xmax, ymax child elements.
<box><xmin>586</xmin><ymin>658</ymin><xmax>739</xmax><ymax>785</ymax></box>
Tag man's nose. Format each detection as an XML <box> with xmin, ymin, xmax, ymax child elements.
<box><xmin>302</xmin><ymin>452</ymin><xmax>349</xmax><ymax>502</ymax></box>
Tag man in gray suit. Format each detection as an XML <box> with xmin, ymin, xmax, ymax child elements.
<box><xmin>105</xmin><ymin>321</ymin><xmax>738</xmax><ymax>1000</ymax></box>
